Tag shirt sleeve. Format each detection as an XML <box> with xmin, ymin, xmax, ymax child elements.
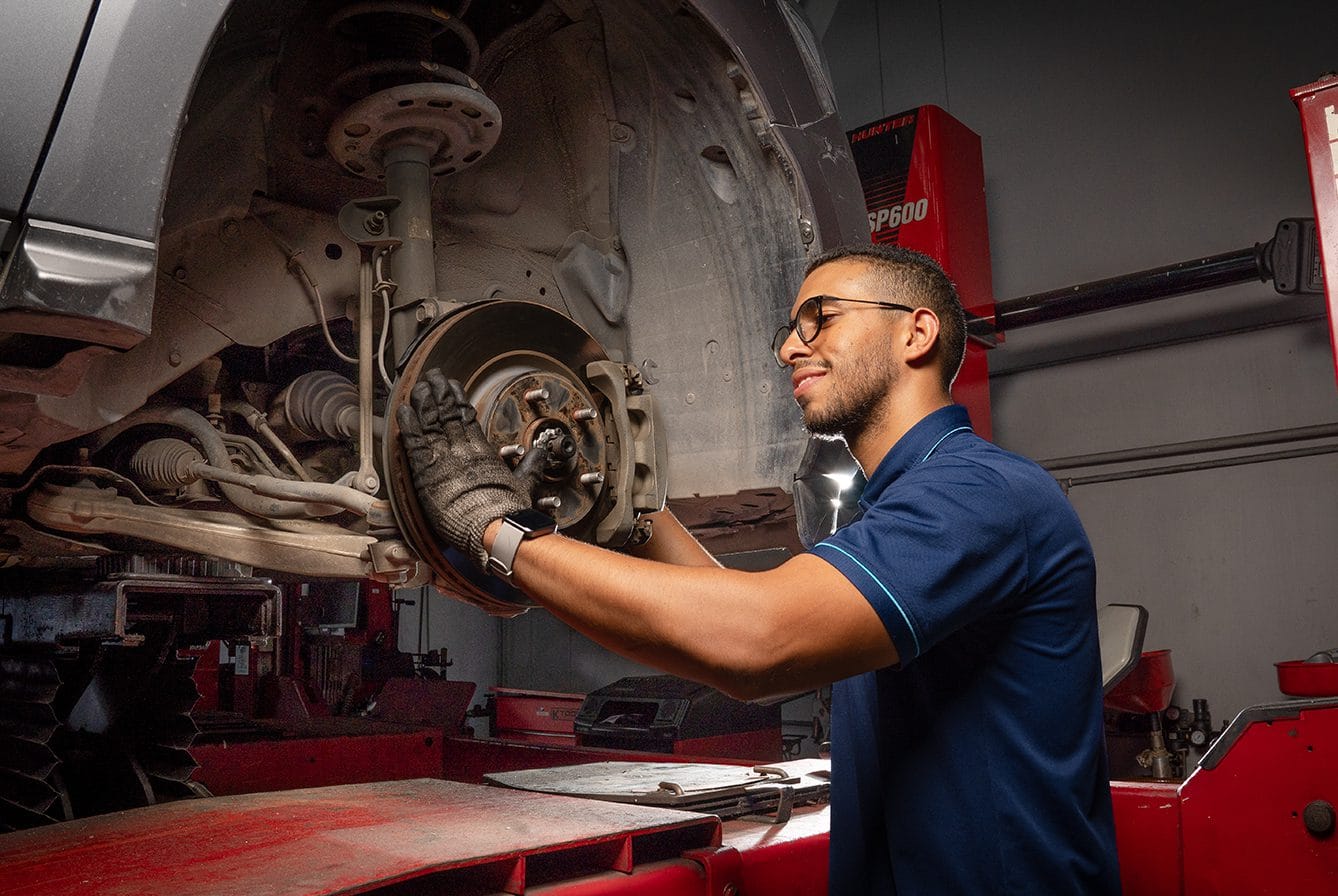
<box><xmin>811</xmin><ymin>457</ymin><xmax>1030</xmax><ymax>665</ymax></box>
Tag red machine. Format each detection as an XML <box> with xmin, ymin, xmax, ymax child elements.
<box><xmin>1294</xmin><ymin>76</ymin><xmax>1338</xmax><ymax>387</ymax></box>
<box><xmin>175</xmin><ymin>579</ymin><xmax>469</xmax><ymax>798</ymax></box>
<box><xmin>489</xmin><ymin>686</ymin><xmax>586</xmax><ymax>745</ymax></box>
<box><xmin>1112</xmin><ymin>697</ymin><xmax>1338</xmax><ymax>895</ymax></box>
<box><xmin>573</xmin><ymin>675</ymin><xmax>782</xmax><ymax>761</ymax></box>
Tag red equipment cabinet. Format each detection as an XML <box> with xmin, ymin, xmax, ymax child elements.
<box><xmin>573</xmin><ymin>675</ymin><xmax>782</xmax><ymax>762</ymax></box>
<box><xmin>490</xmin><ymin>686</ymin><xmax>586</xmax><ymax>745</ymax></box>
<box><xmin>1112</xmin><ymin>699</ymin><xmax>1338</xmax><ymax>895</ymax></box>
<box><xmin>1291</xmin><ymin>75</ymin><xmax>1338</xmax><ymax>387</ymax></box>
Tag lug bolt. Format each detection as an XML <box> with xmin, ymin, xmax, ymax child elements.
<box><xmin>500</xmin><ymin>444</ymin><xmax>526</xmax><ymax>459</ymax></box>
<box><xmin>537</xmin><ymin>496</ymin><xmax>562</xmax><ymax>510</ymax></box>
<box><xmin>573</xmin><ymin>407</ymin><xmax>598</xmax><ymax>421</ymax></box>
<box><xmin>524</xmin><ymin>388</ymin><xmax>550</xmax><ymax>403</ymax></box>
<box><xmin>579</xmin><ymin>472</ymin><xmax>605</xmax><ymax>487</ymax></box>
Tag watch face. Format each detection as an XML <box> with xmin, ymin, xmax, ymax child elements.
<box><xmin>508</xmin><ymin>508</ymin><xmax>558</xmax><ymax>536</ymax></box>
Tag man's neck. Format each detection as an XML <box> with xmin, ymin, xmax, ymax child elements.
<box><xmin>847</xmin><ymin>391</ymin><xmax>953</xmax><ymax>474</ymax></box>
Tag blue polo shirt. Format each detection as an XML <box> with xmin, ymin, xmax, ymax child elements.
<box><xmin>813</xmin><ymin>405</ymin><xmax>1119</xmax><ymax>895</ymax></box>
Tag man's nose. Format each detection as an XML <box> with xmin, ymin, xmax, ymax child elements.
<box><xmin>779</xmin><ymin>328</ymin><xmax>810</xmax><ymax>367</ymax></box>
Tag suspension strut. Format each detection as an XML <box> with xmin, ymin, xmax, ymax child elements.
<box><xmin>325</xmin><ymin>1</ymin><xmax>500</xmax><ymax>357</ymax></box>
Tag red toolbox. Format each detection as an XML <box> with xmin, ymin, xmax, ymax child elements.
<box><xmin>490</xmin><ymin>687</ymin><xmax>585</xmax><ymax>745</ymax></box>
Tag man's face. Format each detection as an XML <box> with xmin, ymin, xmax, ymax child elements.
<box><xmin>779</xmin><ymin>260</ymin><xmax>904</xmax><ymax>440</ymax></box>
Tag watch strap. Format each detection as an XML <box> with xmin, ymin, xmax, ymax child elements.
<box><xmin>486</xmin><ymin>518</ymin><xmax>526</xmax><ymax>578</ymax></box>
<box><xmin>486</xmin><ymin>510</ymin><xmax>557</xmax><ymax>578</ymax></box>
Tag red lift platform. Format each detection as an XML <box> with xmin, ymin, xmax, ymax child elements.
<box><xmin>0</xmin><ymin>771</ymin><xmax>831</xmax><ymax>896</ymax></box>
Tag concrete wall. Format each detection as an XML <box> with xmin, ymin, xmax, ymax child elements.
<box><xmin>809</xmin><ymin>0</ymin><xmax>1338</xmax><ymax>720</ymax></box>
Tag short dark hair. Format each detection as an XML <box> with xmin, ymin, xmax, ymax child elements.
<box><xmin>805</xmin><ymin>243</ymin><xmax>966</xmax><ymax>390</ymax></box>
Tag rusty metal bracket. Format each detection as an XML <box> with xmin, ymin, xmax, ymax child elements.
<box><xmin>737</xmin><ymin>784</ymin><xmax>796</xmax><ymax>825</ymax></box>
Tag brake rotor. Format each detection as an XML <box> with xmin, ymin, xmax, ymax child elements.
<box><xmin>384</xmin><ymin>301</ymin><xmax>617</xmax><ymax>615</ymax></box>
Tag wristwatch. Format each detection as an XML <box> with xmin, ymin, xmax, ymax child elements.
<box><xmin>486</xmin><ymin>508</ymin><xmax>558</xmax><ymax>579</ymax></box>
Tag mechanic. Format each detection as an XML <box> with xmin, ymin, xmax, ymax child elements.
<box><xmin>397</xmin><ymin>243</ymin><xmax>1121</xmax><ymax>894</ymax></box>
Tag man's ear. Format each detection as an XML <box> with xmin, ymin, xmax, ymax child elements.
<box><xmin>903</xmin><ymin>307</ymin><xmax>941</xmax><ymax>367</ymax></box>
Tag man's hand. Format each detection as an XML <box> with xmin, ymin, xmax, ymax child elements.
<box><xmin>396</xmin><ymin>369</ymin><xmax>548</xmax><ymax>569</ymax></box>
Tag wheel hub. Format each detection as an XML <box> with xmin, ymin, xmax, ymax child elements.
<box><xmin>384</xmin><ymin>301</ymin><xmax>622</xmax><ymax>614</ymax></box>
<box><xmin>483</xmin><ymin>370</ymin><xmax>608</xmax><ymax>524</ymax></box>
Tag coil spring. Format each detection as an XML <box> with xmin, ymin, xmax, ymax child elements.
<box><xmin>327</xmin><ymin>1</ymin><xmax>481</xmax><ymax>99</ymax></box>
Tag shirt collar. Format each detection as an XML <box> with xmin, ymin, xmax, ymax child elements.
<box><xmin>858</xmin><ymin>405</ymin><xmax>974</xmax><ymax>510</ymax></box>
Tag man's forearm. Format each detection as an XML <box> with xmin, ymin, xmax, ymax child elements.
<box><xmin>483</xmin><ymin>518</ymin><xmax>780</xmax><ymax>697</ymax></box>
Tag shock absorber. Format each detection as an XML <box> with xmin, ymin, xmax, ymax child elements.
<box><xmin>325</xmin><ymin>1</ymin><xmax>500</xmax><ymax>356</ymax></box>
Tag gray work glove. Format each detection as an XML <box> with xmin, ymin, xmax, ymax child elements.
<box><xmin>396</xmin><ymin>369</ymin><xmax>549</xmax><ymax>569</ymax></box>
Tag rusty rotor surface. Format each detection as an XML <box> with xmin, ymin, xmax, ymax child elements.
<box><xmin>384</xmin><ymin>300</ymin><xmax>611</xmax><ymax>614</ymax></box>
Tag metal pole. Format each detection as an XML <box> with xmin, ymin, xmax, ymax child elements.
<box><xmin>356</xmin><ymin>252</ymin><xmax>379</xmax><ymax>493</ymax></box>
<box><xmin>1057</xmin><ymin>442</ymin><xmax>1338</xmax><ymax>490</ymax></box>
<box><xmin>1039</xmin><ymin>422</ymin><xmax>1338</xmax><ymax>472</ymax></box>
<box><xmin>995</xmin><ymin>246</ymin><xmax>1268</xmax><ymax>331</ymax></box>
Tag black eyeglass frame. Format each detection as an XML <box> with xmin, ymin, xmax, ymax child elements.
<box><xmin>771</xmin><ymin>295</ymin><xmax>916</xmax><ymax>366</ymax></box>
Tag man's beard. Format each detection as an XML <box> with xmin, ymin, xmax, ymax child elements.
<box><xmin>801</xmin><ymin>355</ymin><xmax>898</xmax><ymax>444</ymax></box>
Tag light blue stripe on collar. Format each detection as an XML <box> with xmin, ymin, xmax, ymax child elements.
<box><xmin>920</xmin><ymin>425</ymin><xmax>972</xmax><ymax>464</ymax></box>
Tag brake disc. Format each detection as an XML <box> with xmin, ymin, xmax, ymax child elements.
<box><xmin>384</xmin><ymin>300</ymin><xmax>642</xmax><ymax>615</ymax></box>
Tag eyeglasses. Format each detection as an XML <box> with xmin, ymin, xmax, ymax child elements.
<box><xmin>771</xmin><ymin>295</ymin><xmax>915</xmax><ymax>367</ymax></box>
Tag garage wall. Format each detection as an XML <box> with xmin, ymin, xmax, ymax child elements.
<box><xmin>809</xmin><ymin>0</ymin><xmax>1338</xmax><ymax>719</ymax></box>
<box><xmin>399</xmin><ymin>583</ymin><xmax>657</xmax><ymax>700</ymax></box>
<box><xmin>398</xmin><ymin>585</ymin><xmax>503</xmax><ymax>720</ymax></box>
